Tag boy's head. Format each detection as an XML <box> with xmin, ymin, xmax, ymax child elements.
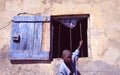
<box><xmin>62</xmin><ymin>50</ymin><xmax>72</xmax><ymax>64</ymax></box>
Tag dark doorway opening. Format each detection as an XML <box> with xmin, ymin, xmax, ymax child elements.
<box><xmin>51</xmin><ymin>15</ymin><xmax>89</xmax><ymax>58</ymax></box>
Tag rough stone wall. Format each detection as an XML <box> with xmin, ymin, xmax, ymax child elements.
<box><xmin>0</xmin><ymin>0</ymin><xmax>120</xmax><ymax>75</ymax></box>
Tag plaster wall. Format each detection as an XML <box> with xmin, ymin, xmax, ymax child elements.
<box><xmin>0</xmin><ymin>0</ymin><xmax>120</xmax><ymax>75</ymax></box>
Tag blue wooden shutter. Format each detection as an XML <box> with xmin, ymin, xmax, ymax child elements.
<box><xmin>9</xmin><ymin>16</ymin><xmax>50</xmax><ymax>60</ymax></box>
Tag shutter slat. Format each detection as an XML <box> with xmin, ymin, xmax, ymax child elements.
<box><xmin>34</xmin><ymin>23</ymin><xmax>42</xmax><ymax>51</ymax></box>
<box><xmin>10</xmin><ymin>22</ymin><xmax>20</xmax><ymax>51</ymax></box>
<box><xmin>19</xmin><ymin>23</ymin><xmax>27</xmax><ymax>50</ymax></box>
<box><xmin>33</xmin><ymin>16</ymin><xmax>43</xmax><ymax>51</ymax></box>
<box><xmin>12</xmin><ymin>16</ymin><xmax>50</xmax><ymax>22</ymax></box>
<box><xmin>26</xmin><ymin>23</ymin><xmax>34</xmax><ymax>50</ymax></box>
<box><xmin>9</xmin><ymin>50</ymin><xmax>49</xmax><ymax>60</ymax></box>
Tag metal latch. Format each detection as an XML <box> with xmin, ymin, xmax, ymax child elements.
<box><xmin>12</xmin><ymin>34</ymin><xmax>20</xmax><ymax>42</ymax></box>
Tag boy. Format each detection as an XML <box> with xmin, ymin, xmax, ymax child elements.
<box><xmin>58</xmin><ymin>40</ymin><xmax>83</xmax><ymax>75</ymax></box>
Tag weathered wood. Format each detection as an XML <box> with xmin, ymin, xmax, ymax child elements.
<box><xmin>42</xmin><ymin>22</ymin><xmax>50</xmax><ymax>51</ymax></box>
<box><xmin>34</xmin><ymin>23</ymin><xmax>42</xmax><ymax>51</ymax></box>
<box><xmin>10</xmin><ymin>22</ymin><xmax>20</xmax><ymax>51</ymax></box>
<box><xmin>33</xmin><ymin>16</ymin><xmax>43</xmax><ymax>51</ymax></box>
<box><xmin>19</xmin><ymin>23</ymin><xmax>27</xmax><ymax>50</ymax></box>
<box><xmin>9</xmin><ymin>50</ymin><xmax>49</xmax><ymax>60</ymax></box>
<box><xmin>9</xmin><ymin>16</ymin><xmax>51</xmax><ymax>60</ymax></box>
<box><xmin>12</xmin><ymin>16</ymin><xmax>50</xmax><ymax>22</ymax></box>
<box><xmin>27</xmin><ymin>23</ymin><xmax>34</xmax><ymax>50</ymax></box>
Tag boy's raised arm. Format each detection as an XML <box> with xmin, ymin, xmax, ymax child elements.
<box><xmin>77</xmin><ymin>40</ymin><xmax>83</xmax><ymax>50</ymax></box>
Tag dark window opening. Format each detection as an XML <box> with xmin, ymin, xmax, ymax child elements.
<box><xmin>51</xmin><ymin>14</ymin><xmax>89</xmax><ymax>58</ymax></box>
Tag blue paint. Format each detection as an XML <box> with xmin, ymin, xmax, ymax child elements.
<box><xmin>10</xmin><ymin>22</ymin><xmax>20</xmax><ymax>50</ymax></box>
<box><xmin>9</xmin><ymin>50</ymin><xmax>49</xmax><ymax>60</ymax></box>
<box><xmin>12</xmin><ymin>16</ymin><xmax>50</xmax><ymax>22</ymax></box>
<box><xmin>33</xmin><ymin>22</ymin><xmax>43</xmax><ymax>51</ymax></box>
<box><xmin>9</xmin><ymin>16</ymin><xmax>50</xmax><ymax>60</ymax></box>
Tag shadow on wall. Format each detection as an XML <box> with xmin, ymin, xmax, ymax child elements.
<box><xmin>0</xmin><ymin>45</ymin><xmax>9</xmax><ymax>61</ymax></box>
<box><xmin>0</xmin><ymin>45</ymin><xmax>51</xmax><ymax>64</ymax></box>
<box><xmin>78</xmin><ymin>60</ymin><xmax>120</xmax><ymax>75</ymax></box>
<box><xmin>1</xmin><ymin>44</ymin><xmax>9</xmax><ymax>50</ymax></box>
<box><xmin>10</xmin><ymin>60</ymin><xmax>51</xmax><ymax>64</ymax></box>
<box><xmin>0</xmin><ymin>44</ymin><xmax>9</xmax><ymax>66</ymax></box>
<box><xmin>52</xmin><ymin>60</ymin><xmax>120</xmax><ymax>75</ymax></box>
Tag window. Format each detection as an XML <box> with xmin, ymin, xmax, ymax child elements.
<box><xmin>9</xmin><ymin>16</ymin><xmax>51</xmax><ymax>60</ymax></box>
<box><xmin>9</xmin><ymin>14</ymin><xmax>89</xmax><ymax>61</ymax></box>
<box><xmin>51</xmin><ymin>14</ymin><xmax>89</xmax><ymax>58</ymax></box>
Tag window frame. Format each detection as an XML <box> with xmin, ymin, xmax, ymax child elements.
<box><xmin>50</xmin><ymin>14</ymin><xmax>90</xmax><ymax>58</ymax></box>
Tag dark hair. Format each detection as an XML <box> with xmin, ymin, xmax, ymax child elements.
<box><xmin>62</xmin><ymin>50</ymin><xmax>71</xmax><ymax>58</ymax></box>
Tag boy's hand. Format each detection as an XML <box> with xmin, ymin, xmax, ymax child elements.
<box><xmin>77</xmin><ymin>40</ymin><xmax>83</xmax><ymax>50</ymax></box>
<box><xmin>79</xmin><ymin>40</ymin><xmax>83</xmax><ymax>47</ymax></box>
